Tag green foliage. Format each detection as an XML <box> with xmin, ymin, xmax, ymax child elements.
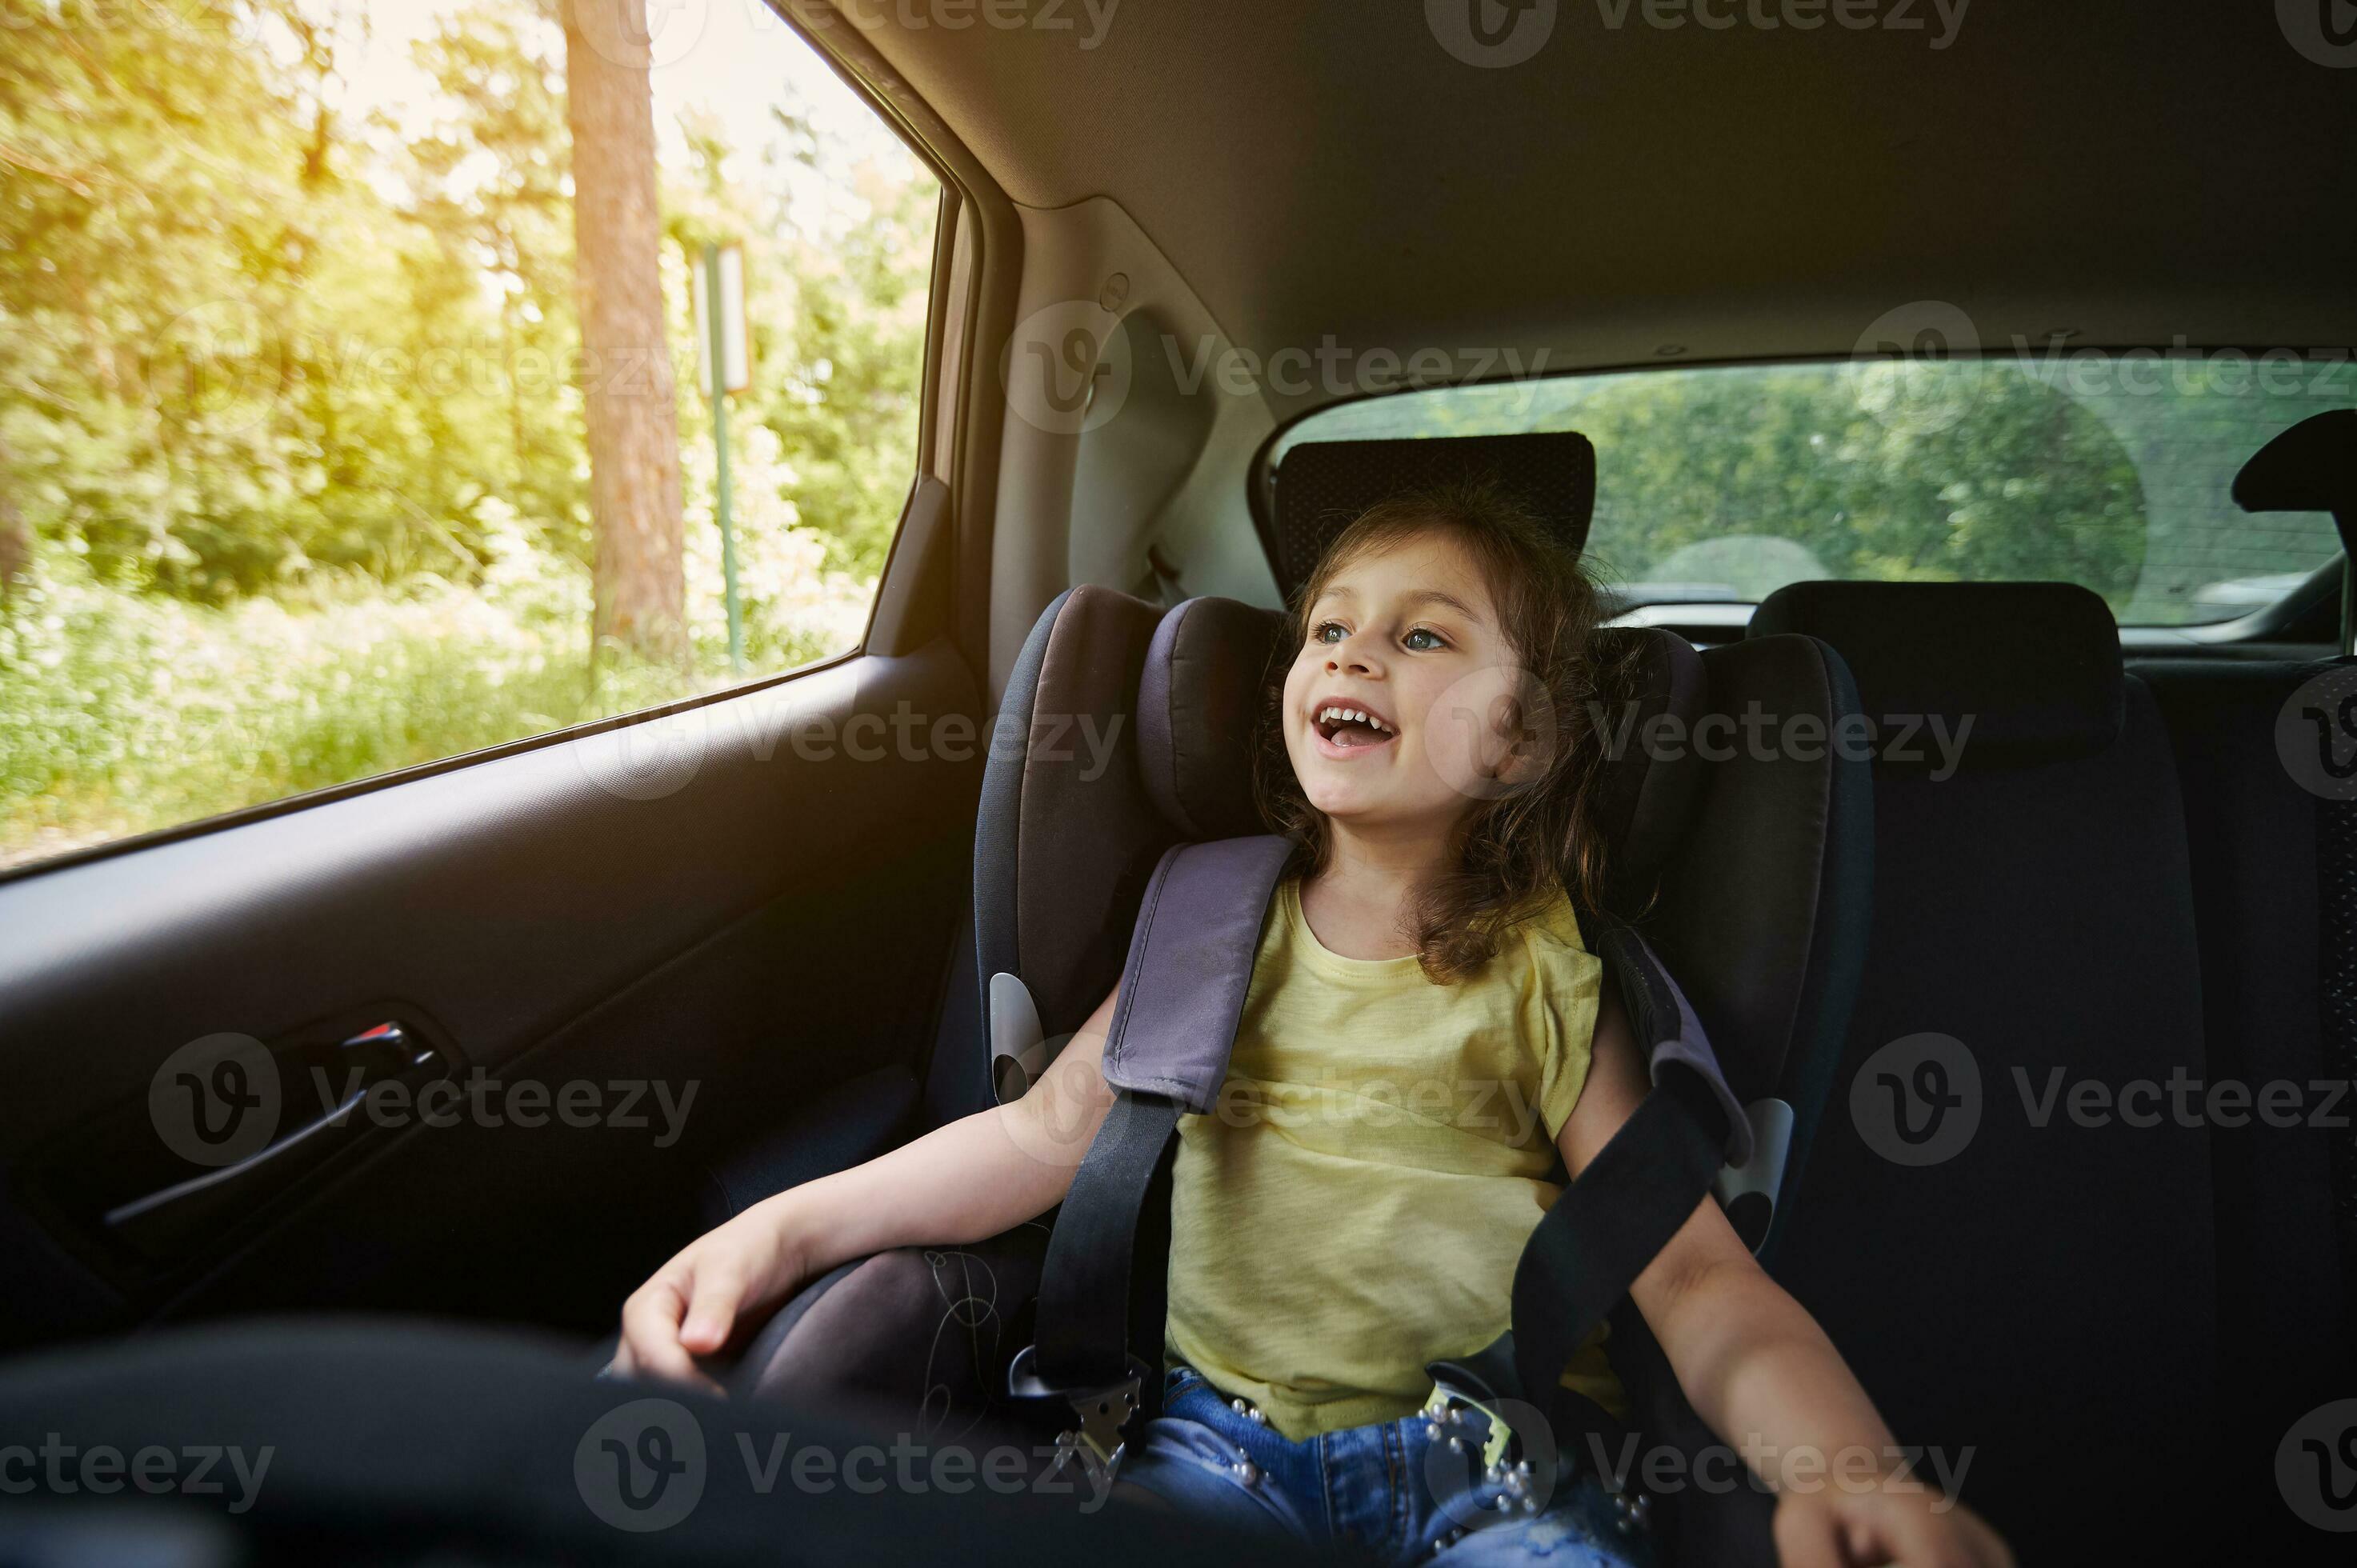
<box><xmin>1303</xmin><ymin>357</ymin><xmax>2349</xmax><ymax>623</ymax></box>
<box><xmin>0</xmin><ymin>0</ymin><xmax>935</xmax><ymax>866</ymax></box>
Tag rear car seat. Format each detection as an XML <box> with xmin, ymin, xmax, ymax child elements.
<box><xmin>1748</xmin><ymin>582</ymin><xmax>2221</xmax><ymax>1563</ymax></box>
<box><xmin>2135</xmin><ymin>651</ymin><xmax>2355</xmax><ymax>1550</ymax></box>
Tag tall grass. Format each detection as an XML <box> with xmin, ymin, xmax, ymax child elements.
<box><xmin>1</xmin><ymin>441</ymin><xmax>873</xmax><ymax>870</ymax></box>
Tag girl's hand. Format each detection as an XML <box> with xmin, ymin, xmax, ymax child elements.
<box><xmin>1773</xmin><ymin>1483</ymin><xmax>2014</xmax><ymax>1568</ymax></box>
<box><xmin>606</xmin><ymin>1194</ymin><xmax>811</xmax><ymax>1397</ymax></box>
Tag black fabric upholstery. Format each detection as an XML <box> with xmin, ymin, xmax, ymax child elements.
<box><xmin>1594</xmin><ymin>627</ymin><xmax>1711</xmax><ymax>915</ymax></box>
<box><xmin>1134</xmin><ymin>595</ymin><xmax>1281</xmax><ymax>840</ymax></box>
<box><xmin>2137</xmin><ymin>656</ymin><xmax>2355</xmax><ymax>1556</ymax></box>
<box><xmin>1639</xmin><ymin>634</ymin><xmax>1872</xmax><ymax>1263</ymax></box>
<box><xmin>1769</xmin><ymin>662</ymin><xmax>2219</xmax><ymax>1562</ymax></box>
<box><xmin>974</xmin><ymin>586</ymin><xmax>1175</xmax><ymax>1043</ymax></box>
<box><xmin>1268</xmin><ymin>432</ymin><xmax>1596</xmax><ymax>597</ymax></box>
<box><xmin>1750</xmin><ymin>581</ymin><xmax>2126</xmax><ymax>769</ymax></box>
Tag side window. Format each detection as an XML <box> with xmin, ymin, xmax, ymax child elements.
<box><xmin>0</xmin><ymin>1</ymin><xmax>940</xmax><ymax>871</ymax></box>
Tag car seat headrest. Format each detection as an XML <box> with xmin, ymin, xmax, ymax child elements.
<box><xmin>1267</xmin><ymin>433</ymin><xmax>1596</xmax><ymax>600</ymax></box>
<box><xmin>1134</xmin><ymin>598</ymin><xmax>1707</xmax><ymax>906</ymax></box>
<box><xmin>1591</xmin><ymin>626</ymin><xmax>1708</xmax><ymax>910</ymax></box>
<box><xmin>1136</xmin><ymin>596</ymin><xmax>1283</xmax><ymax>841</ymax></box>
<box><xmin>1747</xmin><ymin>580</ymin><xmax>2124</xmax><ymax>769</ymax></box>
<box><xmin>2234</xmin><ymin>408</ymin><xmax>2357</xmax><ymax>562</ymax></box>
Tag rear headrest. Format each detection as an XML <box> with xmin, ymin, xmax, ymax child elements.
<box><xmin>1134</xmin><ymin>597</ymin><xmax>1707</xmax><ymax>906</ymax></box>
<box><xmin>1268</xmin><ymin>432</ymin><xmax>1595</xmax><ymax>598</ymax></box>
<box><xmin>1747</xmin><ymin>581</ymin><xmax>2124</xmax><ymax>769</ymax></box>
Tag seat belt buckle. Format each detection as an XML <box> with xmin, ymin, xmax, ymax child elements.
<box><xmin>1008</xmin><ymin>1345</ymin><xmax>1146</xmax><ymax>1481</ymax></box>
<box><xmin>1422</xmin><ymin>1380</ymin><xmax>1517</xmax><ymax>1476</ymax></box>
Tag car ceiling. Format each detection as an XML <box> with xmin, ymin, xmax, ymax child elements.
<box><xmin>842</xmin><ymin>0</ymin><xmax>2357</xmax><ymax>421</ymax></box>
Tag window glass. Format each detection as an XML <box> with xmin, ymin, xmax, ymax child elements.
<box><xmin>0</xmin><ymin>0</ymin><xmax>938</xmax><ymax>870</ymax></box>
<box><xmin>1277</xmin><ymin>354</ymin><xmax>2352</xmax><ymax>626</ymax></box>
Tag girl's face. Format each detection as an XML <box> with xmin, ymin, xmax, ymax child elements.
<box><xmin>1279</xmin><ymin>530</ymin><xmax>1543</xmax><ymax>838</ymax></box>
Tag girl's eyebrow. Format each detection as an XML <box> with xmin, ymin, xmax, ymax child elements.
<box><xmin>1399</xmin><ymin>588</ymin><xmax>1480</xmax><ymax>621</ymax></box>
<box><xmin>1312</xmin><ymin>583</ymin><xmax>1483</xmax><ymax>622</ymax></box>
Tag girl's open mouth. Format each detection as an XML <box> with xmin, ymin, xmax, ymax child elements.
<box><xmin>1311</xmin><ymin>702</ymin><xmax>1398</xmax><ymax>755</ymax></box>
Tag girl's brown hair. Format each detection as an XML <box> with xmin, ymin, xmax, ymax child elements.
<box><xmin>1252</xmin><ymin>480</ymin><xmax>1633</xmax><ymax>983</ymax></box>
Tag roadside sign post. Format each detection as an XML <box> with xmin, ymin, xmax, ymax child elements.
<box><xmin>695</xmin><ymin>242</ymin><xmax>750</xmax><ymax>672</ymax></box>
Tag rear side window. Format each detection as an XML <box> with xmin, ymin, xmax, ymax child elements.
<box><xmin>1277</xmin><ymin>352</ymin><xmax>2353</xmax><ymax>626</ymax></box>
<box><xmin>0</xmin><ymin>1</ymin><xmax>938</xmax><ymax>871</ymax></box>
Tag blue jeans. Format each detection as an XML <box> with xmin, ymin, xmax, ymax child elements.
<box><xmin>1115</xmin><ymin>1365</ymin><xmax>1658</xmax><ymax>1566</ymax></box>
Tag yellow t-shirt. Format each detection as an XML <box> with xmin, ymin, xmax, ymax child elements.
<box><xmin>1163</xmin><ymin>874</ymin><xmax>1622</xmax><ymax>1442</ymax></box>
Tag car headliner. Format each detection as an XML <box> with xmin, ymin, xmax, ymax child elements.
<box><xmin>840</xmin><ymin>0</ymin><xmax>2356</xmax><ymax>421</ymax></box>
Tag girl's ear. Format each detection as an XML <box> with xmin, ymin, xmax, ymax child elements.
<box><xmin>1488</xmin><ymin>674</ymin><xmax>1559</xmax><ymax>791</ymax></box>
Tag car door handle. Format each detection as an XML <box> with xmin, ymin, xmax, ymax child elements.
<box><xmin>103</xmin><ymin>1023</ymin><xmax>447</xmax><ymax>1250</ymax></box>
<box><xmin>26</xmin><ymin>1014</ymin><xmax>458</xmax><ymax>1270</ymax></box>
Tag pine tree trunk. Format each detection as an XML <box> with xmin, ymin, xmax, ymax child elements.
<box><xmin>0</xmin><ymin>432</ymin><xmax>28</xmax><ymax>603</ymax></box>
<box><xmin>562</xmin><ymin>0</ymin><xmax>686</xmax><ymax>668</ymax></box>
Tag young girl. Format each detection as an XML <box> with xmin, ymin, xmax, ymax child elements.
<box><xmin>610</xmin><ymin>489</ymin><xmax>2013</xmax><ymax>1568</ymax></box>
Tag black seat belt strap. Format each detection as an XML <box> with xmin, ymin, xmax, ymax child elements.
<box><xmin>1010</xmin><ymin>834</ymin><xmax>1293</xmax><ymax>1473</ymax></box>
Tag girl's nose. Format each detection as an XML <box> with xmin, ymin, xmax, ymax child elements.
<box><xmin>1326</xmin><ymin>636</ymin><xmax>1382</xmax><ymax>676</ymax></box>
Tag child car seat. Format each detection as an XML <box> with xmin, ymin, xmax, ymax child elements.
<box><xmin>734</xmin><ymin>586</ymin><xmax>1870</xmax><ymax>1566</ymax></box>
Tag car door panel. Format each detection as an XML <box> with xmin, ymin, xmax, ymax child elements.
<box><xmin>0</xmin><ymin>634</ymin><xmax>982</xmax><ymax>1350</ymax></box>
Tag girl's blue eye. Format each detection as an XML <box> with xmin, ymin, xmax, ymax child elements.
<box><xmin>1313</xmin><ymin>622</ymin><xmax>1347</xmax><ymax>644</ymax></box>
<box><xmin>1404</xmin><ymin>627</ymin><xmax>1445</xmax><ymax>651</ymax></box>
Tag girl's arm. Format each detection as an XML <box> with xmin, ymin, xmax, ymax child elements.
<box><xmin>1556</xmin><ymin>978</ymin><xmax>2014</xmax><ymax>1568</ymax></box>
<box><xmin>611</xmin><ymin>983</ymin><xmax>1120</xmax><ymax>1391</ymax></box>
